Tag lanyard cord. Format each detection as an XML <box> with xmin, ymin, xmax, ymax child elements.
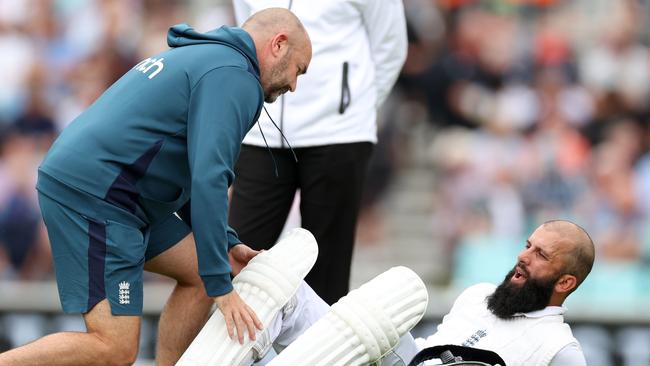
<box><xmin>256</xmin><ymin>106</ymin><xmax>298</xmax><ymax>177</ymax></box>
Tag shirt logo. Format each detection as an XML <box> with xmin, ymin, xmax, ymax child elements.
<box><xmin>462</xmin><ymin>329</ymin><xmax>487</xmax><ymax>347</ymax></box>
<box><xmin>118</xmin><ymin>281</ymin><xmax>131</xmax><ymax>305</ymax></box>
<box><xmin>133</xmin><ymin>57</ymin><xmax>165</xmax><ymax>79</ymax></box>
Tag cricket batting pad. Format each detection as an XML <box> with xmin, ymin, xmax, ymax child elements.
<box><xmin>176</xmin><ymin>228</ymin><xmax>318</xmax><ymax>366</ymax></box>
<box><xmin>268</xmin><ymin>266</ymin><xmax>428</xmax><ymax>366</ymax></box>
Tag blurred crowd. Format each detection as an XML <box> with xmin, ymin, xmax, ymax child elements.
<box><xmin>2</xmin><ymin>0</ymin><xmax>650</xmax><ymax>308</ymax></box>
<box><xmin>1</xmin><ymin>0</ymin><xmax>650</xmax><ymax>363</ymax></box>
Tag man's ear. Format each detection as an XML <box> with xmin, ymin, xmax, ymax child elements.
<box><xmin>555</xmin><ymin>274</ymin><xmax>577</xmax><ymax>295</ymax></box>
<box><xmin>270</xmin><ymin>33</ymin><xmax>289</xmax><ymax>58</ymax></box>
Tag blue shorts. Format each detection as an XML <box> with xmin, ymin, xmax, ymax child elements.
<box><xmin>38</xmin><ymin>192</ymin><xmax>191</xmax><ymax>315</ymax></box>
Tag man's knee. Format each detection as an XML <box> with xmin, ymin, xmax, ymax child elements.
<box><xmin>92</xmin><ymin>332</ymin><xmax>140</xmax><ymax>366</ymax></box>
<box><xmin>110</xmin><ymin>348</ymin><xmax>139</xmax><ymax>366</ymax></box>
<box><xmin>176</xmin><ymin>269</ymin><xmax>204</xmax><ymax>289</ymax></box>
<box><xmin>84</xmin><ymin>300</ymin><xmax>141</xmax><ymax>366</ymax></box>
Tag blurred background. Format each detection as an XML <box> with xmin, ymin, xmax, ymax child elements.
<box><xmin>1</xmin><ymin>0</ymin><xmax>650</xmax><ymax>365</ymax></box>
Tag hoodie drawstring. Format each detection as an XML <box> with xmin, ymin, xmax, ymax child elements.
<box><xmin>257</xmin><ymin>106</ymin><xmax>298</xmax><ymax>178</ymax></box>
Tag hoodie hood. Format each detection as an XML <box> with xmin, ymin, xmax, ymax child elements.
<box><xmin>167</xmin><ymin>24</ymin><xmax>260</xmax><ymax>79</ymax></box>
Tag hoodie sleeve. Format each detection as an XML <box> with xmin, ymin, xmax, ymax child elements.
<box><xmin>359</xmin><ymin>0</ymin><xmax>408</xmax><ymax>108</ymax></box>
<box><xmin>187</xmin><ymin>66</ymin><xmax>262</xmax><ymax>297</ymax></box>
<box><xmin>177</xmin><ymin>201</ymin><xmax>242</xmax><ymax>248</ymax></box>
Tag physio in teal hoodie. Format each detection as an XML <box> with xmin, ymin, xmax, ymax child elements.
<box><xmin>0</xmin><ymin>8</ymin><xmax>312</xmax><ymax>366</ymax></box>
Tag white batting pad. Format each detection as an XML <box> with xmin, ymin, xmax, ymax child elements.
<box><xmin>268</xmin><ymin>266</ymin><xmax>429</xmax><ymax>366</ymax></box>
<box><xmin>176</xmin><ymin>228</ymin><xmax>318</xmax><ymax>366</ymax></box>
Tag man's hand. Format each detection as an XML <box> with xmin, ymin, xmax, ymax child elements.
<box><xmin>229</xmin><ymin>243</ymin><xmax>261</xmax><ymax>276</ymax></box>
<box><xmin>214</xmin><ymin>291</ymin><xmax>263</xmax><ymax>344</ymax></box>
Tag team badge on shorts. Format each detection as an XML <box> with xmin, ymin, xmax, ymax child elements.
<box><xmin>118</xmin><ymin>281</ymin><xmax>131</xmax><ymax>305</ymax></box>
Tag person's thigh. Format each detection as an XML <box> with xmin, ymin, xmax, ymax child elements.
<box><xmin>145</xmin><ymin>213</ymin><xmax>192</xmax><ymax>263</ymax></box>
<box><xmin>144</xmin><ymin>232</ymin><xmax>202</xmax><ymax>286</ymax></box>
<box><xmin>273</xmin><ymin>282</ymin><xmax>330</xmax><ymax>349</ymax></box>
<box><xmin>298</xmin><ymin>142</ymin><xmax>373</xmax><ymax>303</ymax></box>
<box><xmin>229</xmin><ymin>145</ymin><xmax>299</xmax><ymax>250</ymax></box>
<box><xmin>144</xmin><ymin>213</ymin><xmax>195</xmax><ymax>283</ymax></box>
<box><xmin>38</xmin><ymin>193</ymin><xmax>147</xmax><ymax>316</ymax></box>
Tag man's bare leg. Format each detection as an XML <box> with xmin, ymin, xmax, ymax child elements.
<box><xmin>0</xmin><ymin>299</ymin><xmax>140</xmax><ymax>366</ymax></box>
<box><xmin>144</xmin><ymin>233</ymin><xmax>214</xmax><ymax>366</ymax></box>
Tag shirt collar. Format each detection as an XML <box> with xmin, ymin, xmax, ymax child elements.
<box><xmin>515</xmin><ymin>306</ymin><xmax>566</xmax><ymax>318</ymax></box>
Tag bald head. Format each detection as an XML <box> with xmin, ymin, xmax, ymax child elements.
<box><xmin>242</xmin><ymin>8</ymin><xmax>311</xmax><ymax>58</ymax></box>
<box><xmin>243</xmin><ymin>8</ymin><xmax>306</xmax><ymax>38</ymax></box>
<box><xmin>540</xmin><ymin>220</ymin><xmax>595</xmax><ymax>288</ymax></box>
<box><xmin>241</xmin><ymin>8</ymin><xmax>312</xmax><ymax>102</ymax></box>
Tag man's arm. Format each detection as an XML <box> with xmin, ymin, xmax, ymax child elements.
<box><xmin>359</xmin><ymin>0</ymin><xmax>408</xmax><ymax>108</ymax></box>
<box><xmin>177</xmin><ymin>202</ymin><xmax>242</xmax><ymax>251</ymax></box>
<box><xmin>187</xmin><ymin>66</ymin><xmax>263</xmax><ymax>342</ymax></box>
<box><xmin>187</xmin><ymin>66</ymin><xmax>260</xmax><ymax>297</ymax></box>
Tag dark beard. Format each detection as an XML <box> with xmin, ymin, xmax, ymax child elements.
<box><xmin>486</xmin><ymin>267</ymin><xmax>558</xmax><ymax>319</ymax></box>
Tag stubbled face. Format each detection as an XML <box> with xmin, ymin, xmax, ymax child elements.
<box><xmin>262</xmin><ymin>44</ymin><xmax>310</xmax><ymax>103</ymax></box>
<box><xmin>263</xmin><ymin>52</ymin><xmax>291</xmax><ymax>103</ymax></box>
<box><xmin>486</xmin><ymin>226</ymin><xmax>568</xmax><ymax>318</ymax></box>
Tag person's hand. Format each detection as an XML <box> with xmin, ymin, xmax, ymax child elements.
<box><xmin>229</xmin><ymin>243</ymin><xmax>261</xmax><ymax>276</ymax></box>
<box><xmin>214</xmin><ymin>290</ymin><xmax>263</xmax><ymax>344</ymax></box>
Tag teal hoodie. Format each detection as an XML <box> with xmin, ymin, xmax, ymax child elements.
<box><xmin>37</xmin><ymin>24</ymin><xmax>264</xmax><ymax>297</ymax></box>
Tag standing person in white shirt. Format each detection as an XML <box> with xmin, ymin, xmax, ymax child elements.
<box><xmin>228</xmin><ymin>0</ymin><xmax>408</xmax><ymax>305</ymax></box>
<box><xmin>234</xmin><ymin>220</ymin><xmax>594</xmax><ymax>366</ymax></box>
